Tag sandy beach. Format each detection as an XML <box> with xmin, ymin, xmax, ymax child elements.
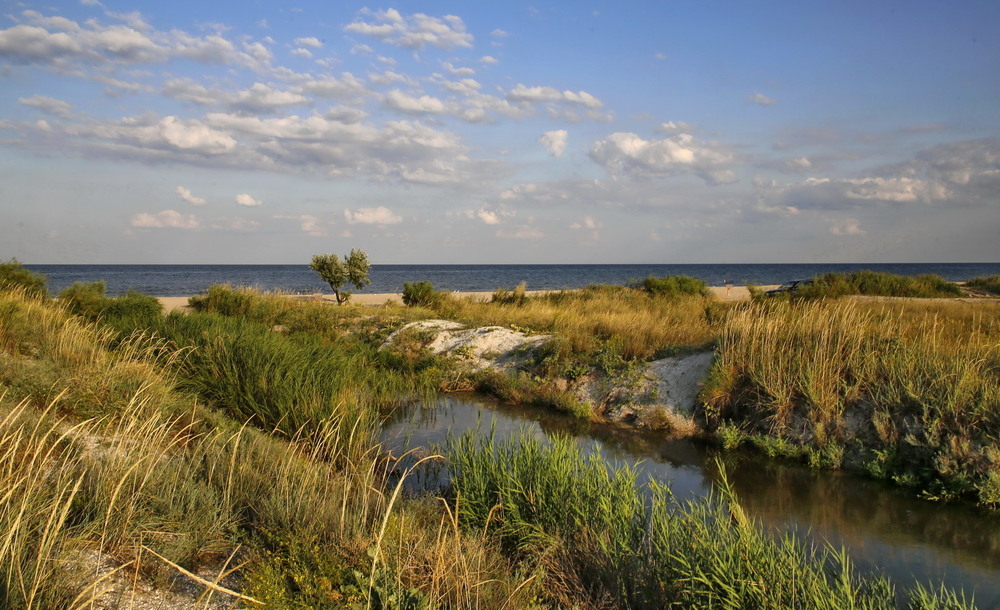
<box><xmin>155</xmin><ymin>285</ymin><xmax>761</xmax><ymax>313</ymax></box>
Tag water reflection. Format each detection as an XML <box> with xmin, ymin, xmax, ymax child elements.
<box><xmin>380</xmin><ymin>393</ymin><xmax>1000</xmax><ymax>607</ymax></box>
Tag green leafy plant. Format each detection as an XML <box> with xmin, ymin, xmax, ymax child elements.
<box><xmin>309</xmin><ymin>249</ymin><xmax>371</xmax><ymax>305</ymax></box>
<box><xmin>0</xmin><ymin>258</ymin><xmax>47</xmax><ymax>297</ymax></box>
<box><xmin>402</xmin><ymin>280</ymin><xmax>441</xmax><ymax>307</ymax></box>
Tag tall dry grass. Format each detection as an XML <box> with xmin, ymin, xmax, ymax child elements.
<box><xmin>704</xmin><ymin>299</ymin><xmax>1000</xmax><ymax>504</ymax></box>
<box><xmin>435</xmin><ymin>284</ymin><xmax>719</xmax><ymax>361</ymax></box>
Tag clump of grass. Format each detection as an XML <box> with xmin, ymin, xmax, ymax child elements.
<box><xmin>793</xmin><ymin>270</ymin><xmax>962</xmax><ymax>299</ymax></box>
<box><xmin>59</xmin><ymin>281</ymin><xmax>163</xmax><ymax>334</ymax></box>
<box><xmin>628</xmin><ymin>274</ymin><xmax>709</xmax><ymax>298</ymax></box>
<box><xmin>703</xmin><ymin>299</ymin><xmax>1000</xmax><ymax>504</ymax></box>
<box><xmin>966</xmin><ymin>275</ymin><xmax>1000</xmax><ymax>295</ymax></box>
<box><xmin>447</xmin><ymin>432</ymin><xmax>972</xmax><ymax>608</ymax></box>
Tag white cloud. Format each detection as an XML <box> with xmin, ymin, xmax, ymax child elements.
<box><xmin>466</xmin><ymin>205</ymin><xmax>514</xmax><ymax>225</ymax></box>
<box><xmin>130</xmin><ymin>209</ymin><xmax>199</xmax><ymax>229</ymax></box>
<box><xmin>507</xmin><ymin>84</ymin><xmax>603</xmax><ymax>109</ymax></box>
<box><xmin>383</xmin><ymin>90</ymin><xmax>446</xmax><ymax>115</ymax></box>
<box><xmin>293</xmin><ymin>36</ymin><xmax>322</xmax><ymax>48</ymax></box>
<box><xmin>276</xmin><ymin>214</ymin><xmax>326</xmax><ymax>236</ymax></box>
<box><xmin>829</xmin><ymin>218</ymin><xmax>866</xmax><ymax>236</ymax></box>
<box><xmin>479</xmin><ymin>55</ymin><xmax>499</xmax><ymax>65</ymax></box>
<box><xmin>590</xmin><ymin>132</ymin><xmax>737</xmax><ymax>184</ymax></box>
<box><xmin>490</xmin><ymin>29</ymin><xmax>508</xmax><ymax>38</ymax></box>
<box><xmin>235</xmin><ymin>193</ymin><xmax>262</xmax><ymax>207</ymax></box>
<box><xmin>176</xmin><ymin>185</ymin><xmax>207</xmax><ymax>205</ymax></box>
<box><xmin>570</xmin><ymin>216</ymin><xmax>600</xmax><ymax>230</ymax></box>
<box><xmin>344</xmin><ymin>8</ymin><xmax>473</xmax><ymax>50</ymax></box>
<box><xmin>291</xmin><ymin>48</ymin><xmax>312</xmax><ymax>59</ymax></box>
<box><xmin>344</xmin><ymin>206</ymin><xmax>402</xmax><ymax>225</ymax></box>
<box><xmin>159</xmin><ymin>116</ymin><xmax>236</xmax><ymax>153</ymax></box>
<box><xmin>748</xmin><ymin>92</ymin><xmax>776</xmax><ymax>106</ymax></box>
<box><xmin>539</xmin><ymin>130</ymin><xmax>568</xmax><ymax>157</ymax></box>
<box><xmin>18</xmin><ymin>94</ymin><xmax>72</xmax><ymax>118</ymax></box>
<box><xmin>441</xmin><ymin>61</ymin><xmax>475</xmax><ymax>76</ymax></box>
<box><xmin>657</xmin><ymin>121</ymin><xmax>695</xmax><ymax>135</ymax></box>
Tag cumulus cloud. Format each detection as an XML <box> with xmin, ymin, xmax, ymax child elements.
<box><xmin>344</xmin><ymin>8</ymin><xmax>473</xmax><ymax>50</ymax></box>
<box><xmin>466</xmin><ymin>205</ymin><xmax>514</xmax><ymax>225</ymax></box>
<box><xmin>589</xmin><ymin>132</ymin><xmax>737</xmax><ymax>185</ymax></box>
<box><xmin>757</xmin><ymin>138</ymin><xmax>1000</xmax><ymax>211</ymax></box>
<box><xmin>344</xmin><ymin>206</ymin><xmax>401</xmax><ymax>225</ymax></box>
<box><xmin>293</xmin><ymin>36</ymin><xmax>322</xmax><ymax>48</ymax></box>
<box><xmin>18</xmin><ymin>95</ymin><xmax>72</xmax><ymax>118</ymax></box>
<box><xmin>507</xmin><ymin>84</ymin><xmax>603</xmax><ymax>109</ymax></box>
<box><xmin>159</xmin><ymin>116</ymin><xmax>236</xmax><ymax>153</ymax></box>
<box><xmin>570</xmin><ymin>216</ymin><xmax>600</xmax><ymax>230</ymax></box>
<box><xmin>235</xmin><ymin>193</ymin><xmax>262</xmax><ymax>207</ymax></box>
<box><xmin>383</xmin><ymin>90</ymin><xmax>446</xmax><ymax>115</ymax></box>
<box><xmin>657</xmin><ymin>121</ymin><xmax>695</xmax><ymax>135</ymax></box>
<box><xmin>176</xmin><ymin>186</ymin><xmax>207</xmax><ymax>205</ymax></box>
<box><xmin>538</xmin><ymin>130</ymin><xmax>568</xmax><ymax>157</ymax></box>
<box><xmin>829</xmin><ymin>218</ymin><xmax>866</xmax><ymax>236</ymax></box>
<box><xmin>130</xmin><ymin>209</ymin><xmax>199</xmax><ymax>229</ymax></box>
<box><xmin>748</xmin><ymin>92</ymin><xmax>776</xmax><ymax>106</ymax></box>
<box><xmin>276</xmin><ymin>214</ymin><xmax>326</xmax><ymax>236</ymax></box>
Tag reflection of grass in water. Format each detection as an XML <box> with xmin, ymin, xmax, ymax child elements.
<box><xmin>448</xmin><ymin>430</ymin><xmax>974</xmax><ymax>608</ymax></box>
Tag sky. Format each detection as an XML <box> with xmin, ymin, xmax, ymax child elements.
<box><xmin>1</xmin><ymin>0</ymin><xmax>998</xmax><ymax>264</ymax></box>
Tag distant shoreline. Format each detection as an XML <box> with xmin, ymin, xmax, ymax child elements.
<box><xmin>155</xmin><ymin>285</ymin><xmax>762</xmax><ymax>313</ymax></box>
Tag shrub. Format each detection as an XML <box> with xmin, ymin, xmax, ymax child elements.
<box><xmin>967</xmin><ymin>275</ymin><xmax>1000</xmax><ymax>295</ymax></box>
<box><xmin>402</xmin><ymin>280</ymin><xmax>441</xmax><ymax>307</ymax></box>
<box><xmin>0</xmin><ymin>258</ymin><xmax>47</xmax><ymax>297</ymax></box>
<box><xmin>795</xmin><ymin>271</ymin><xmax>961</xmax><ymax>299</ymax></box>
<box><xmin>629</xmin><ymin>274</ymin><xmax>709</xmax><ymax>298</ymax></box>
<box><xmin>59</xmin><ymin>281</ymin><xmax>163</xmax><ymax>331</ymax></box>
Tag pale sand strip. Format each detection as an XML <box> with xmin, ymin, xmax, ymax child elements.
<box><xmin>156</xmin><ymin>286</ymin><xmax>762</xmax><ymax>313</ymax></box>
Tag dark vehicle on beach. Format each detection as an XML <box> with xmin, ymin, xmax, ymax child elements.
<box><xmin>765</xmin><ymin>279</ymin><xmax>813</xmax><ymax>296</ymax></box>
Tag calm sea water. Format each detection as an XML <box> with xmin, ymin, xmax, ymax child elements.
<box><xmin>26</xmin><ymin>262</ymin><xmax>1000</xmax><ymax>297</ymax></box>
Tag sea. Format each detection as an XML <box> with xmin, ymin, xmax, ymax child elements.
<box><xmin>24</xmin><ymin>262</ymin><xmax>1000</xmax><ymax>297</ymax></box>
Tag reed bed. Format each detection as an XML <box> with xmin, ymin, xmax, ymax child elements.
<box><xmin>704</xmin><ymin>299</ymin><xmax>1000</xmax><ymax>504</ymax></box>
<box><xmin>447</xmin><ymin>431</ymin><xmax>972</xmax><ymax>608</ymax></box>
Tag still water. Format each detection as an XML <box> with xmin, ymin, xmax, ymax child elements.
<box><xmin>381</xmin><ymin>393</ymin><xmax>1000</xmax><ymax>607</ymax></box>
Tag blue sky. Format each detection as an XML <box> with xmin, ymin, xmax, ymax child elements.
<box><xmin>1</xmin><ymin>0</ymin><xmax>998</xmax><ymax>263</ymax></box>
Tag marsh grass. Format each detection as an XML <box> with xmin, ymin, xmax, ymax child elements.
<box><xmin>704</xmin><ymin>299</ymin><xmax>1000</xmax><ymax>504</ymax></box>
<box><xmin>447</xmin><ymin>431</ymin><xmax>971</xmax><ymax>608</ymax></box>
<box><xmin>967</xmin><ymin>275</ymin><xmax>1000</xmax><ymax>295</ymax></box>
<box><xmin>790</xmin><ymin>270</ymin><xmax>963</xmax><ymax>299</ymax></box>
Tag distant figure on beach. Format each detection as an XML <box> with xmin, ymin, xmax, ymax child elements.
<box><xmin>724</xmin><ymin>278</ymin><xmax>732</xmax><ymax>296</ymax></box>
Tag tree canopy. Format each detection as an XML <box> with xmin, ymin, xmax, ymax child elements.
<box><xmin>309</xmin><ymin>249</ymin><xmax>371</xmax><ymax>305</ymax></box>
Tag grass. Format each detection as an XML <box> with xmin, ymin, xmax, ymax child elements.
<box><xmin>967</xmin><ymin>275</ymin><xmax>1000</xmax><ymax>295</ymax></box>
<box><xmin>783</xmin><ymin>270</ymin><xmax>963</xmax><ymax>299</ymax></box>
<box><xmin>1</xmin><ymin>271</ymin><xmax>995</xmax><ymax>606</ymax></box>
<box><xmin>447</xmin><ymin>430</ymin><xmax>973</xmax><ymax>608</ymax></box>
<box><xmin>702</xmin><ymin>299</ymin><xmax>1000</xmax><ymax>505</ymax></box>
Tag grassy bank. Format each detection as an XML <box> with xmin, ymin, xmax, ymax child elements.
<box><xmin>703</xmin><ymin>299</ymin><xmax>1000</xmax><ymax>505</ymax></box>
<box><xmin>0</xmin><ymin>280</ymin><xmax>984</xmax><ymax>606</ymax></box>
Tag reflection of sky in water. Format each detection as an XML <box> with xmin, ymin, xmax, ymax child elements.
<box><xmin>381</xmin><ymin>394</ymin><xmax>1000</xmax><ymax>607</ymax></box>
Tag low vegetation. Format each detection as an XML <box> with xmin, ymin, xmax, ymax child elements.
<box><xmin>967</xmin><ymin>275</ymin><xmax>1000</xmax><ymax>295</ymax></box>
<box><xmin>0</xmin><ymin>258</ymin><xmax>47</xmax><ymax>297</ymax></box>
<box><xmin>702</xmin><ymin>299</ymin><xmax>1000</xmax><ymax>505</ymax></box>
<box><xmin>779</xmin><ymin>270</ymin><xmax>963</xmax><ymax>299</ymax></box>
<box><xmin>0</xmin><ymin>267</ymin><xmax>994</xmax><ymax>605</ymax></box>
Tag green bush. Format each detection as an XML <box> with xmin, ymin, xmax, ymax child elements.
<box><xmin>59</xmin><ymin>281</ymin><xmax>162</xmax><ymax>331</ymax></box>
<box><xmin>402</xmin><ymin>280</ymin><xmax>441</xmax><ymax>307</ymax></box>
<box><xmin>967</xmin><ymin>275</ymin><xmax>1000</xmax><ymax>295</ymax></box>
<box><xmin>795</xmin><ymin>271</ymin><xmax>961</xmax><ymax>299</ymax></box>
<box><xmin>0</xmin><ymin>258</ymin><xmax>47</xmax><ymax>297</ymax></box>
<box><xmin>629</xmin><ymin>274</ymin><xmax>709</xmax><ymax>298</ymax></box>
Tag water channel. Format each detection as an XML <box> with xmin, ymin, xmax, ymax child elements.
<box><xmin>381</xmin><ymin>393</ymin><xmax>1000</xmax><ymax>608</ymax></box>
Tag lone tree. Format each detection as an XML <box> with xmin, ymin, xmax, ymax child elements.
<box><xmin>309</xmin><ymin>249</ymin><xmax>371</xmax><ymax>305</ymax></box>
